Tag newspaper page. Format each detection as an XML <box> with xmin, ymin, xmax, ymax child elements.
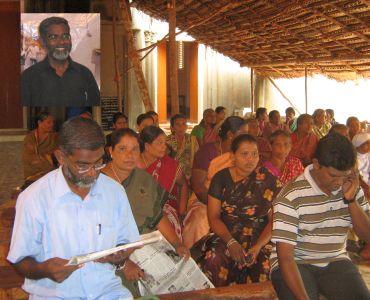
<box><xmin>66</xmin><ymin>231</ymin><xmax>162</xmax><ymax>266</ymax></box>
<box><xmin>129</xmin><ymin>232</ymin><xmax>214</xmax><ymax>296</ymax></box>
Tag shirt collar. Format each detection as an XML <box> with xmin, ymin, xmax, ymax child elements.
<box><xmin>55</xmin><ymin>166</ymin><xmax>74</xmax><ymax>199</ymax></box>
<box><xmin>55</xmin><ymin>166</ymin><xmax>102</xmax><ymax>200</ymax></box>
<box><xmin>67</xmin><ymin>58</ymin><xmax>78</xmax><ymax>70</ymax></box>
<box><xmin>304</xmin><ymin>164</ymin><xmax>340</xmax><ymax>196</ymax></box>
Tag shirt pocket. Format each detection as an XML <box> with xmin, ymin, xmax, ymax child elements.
<box><xmin>96</xmin><ymin>221</ymin><xmax>118</xmax><ymax>251</ymax></box>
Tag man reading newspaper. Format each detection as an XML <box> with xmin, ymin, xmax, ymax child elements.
<box><xmin>8</xmin><ymin>117</ymin><xmax>140</xmax><ymax>299</ymax></box>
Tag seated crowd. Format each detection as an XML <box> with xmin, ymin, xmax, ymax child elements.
<box><xmin>11</xmin><ymin>106</ymin><xmax>370</xmax><ymax>299</ymax></box>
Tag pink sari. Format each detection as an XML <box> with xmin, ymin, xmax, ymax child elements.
<box><xmin>263</xmin><ymin>156</ymin><xmax>304</xmax><ymax>185</ymax></box>
<box><xmin>203</xmin><ymin>127</ymin><xmax>218</xmax><ymax>144</ymax></box>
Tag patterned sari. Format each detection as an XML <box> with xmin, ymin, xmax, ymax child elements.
<box><xmin>167</xmin><ymin>133</ymin><xmax>199</xmax><ymax>180</ymax></box>
<box><xmin>145</xmin><ymin>155</ymin><xmax>182</xmax><ymax>238</ymax></box>
<box><xmin>193</xmin><ymin>167</ymin><xmax>282</xmax><ymax>287</ymax></box>
<box><xmin>262</xmin><ymin>156</ymin><xmax>304</xmax><ymax>185</ymax></box>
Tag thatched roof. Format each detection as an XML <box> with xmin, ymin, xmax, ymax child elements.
<box><xmin>133</xmin><ymin>0</ymin><xmax>370</xmax><ymax>80</ymax></box>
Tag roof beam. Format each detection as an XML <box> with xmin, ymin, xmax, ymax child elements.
<box><xmin>329</xmin><ymin>3</ymin><xmax>369</xmax><ymax>30</ymax></box>
<box><xmin>241</xmin><ymin>5</ymin><xmax>312</xmax><ymax>57</ymax></box>
<box><xmin>267</xmin><ymin>0</ymin><xmax>358</xmax><ymax>55</ymax></box>
<box><xmin>361</xmin><ymin>0</ymin><xmax>370</xmax><ymax>8</ymax></box>
<box><xmin>299</xmin><ymin>4</ymin><xmax>370</xmax><ymax>43</ymax></box>
<box><xmin>136</xmin><ymin>1</ymin><xmax>243</xmax><ymax>53</ymax></box>
<box><xmin>246</xmin><ymin>54</ymin><xmax>370</xmax><ymax>67</ymax></box>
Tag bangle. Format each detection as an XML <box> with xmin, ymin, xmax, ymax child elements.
<box><xmin>226</xmin><ymin>238</ymin><xmax>238</xmax><ymax>248</ymax></box>
<box><xmin>116</xmin><ymin>259</ymin><xmax>127</xmax><ymax>271</ymax></box>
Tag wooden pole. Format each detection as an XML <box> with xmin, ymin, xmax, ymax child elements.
<box><xmin>119</xmin><ymin>0</ymin><xmax>153</xmax><ymax>111</ymax></box>
<box><xmin>250</xmin><ymin>68</ymin><xmax>254</xmax><ymax>112</ymax></box>
<box><xmin>111</xmin><ymin>0</ymin><xmax>122</xmax><ymax>112</ymax></box>
<box><xmin>168</xmin><ymin>0</ymin><xmax>179</xmax><ymax>115</ymax></box>
<box><xmin>267</xmin><ymin>77</ymin><xmax>301</xmax><ymax>114</ymax></box>
<box><xmin>305</xmin><ymin>67</ymin><xmax>308</xmax><ymax>113</ymax></box>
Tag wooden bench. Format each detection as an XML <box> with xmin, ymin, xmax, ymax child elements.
<box><xmin>0</xmin><ymin>199</ymin><xmax>28</xmax><ymax>300</ymax></box>
<box><xmin>158</xmin><ymin>281</ymin><xmax>277</xmax><ymax>299</ymax></box>
<box><xmin>0</xmin><ymin>266</ymin><xmax>27</xmax><ymax>300</ymax></box>
<box><xmin>0</xmin><ymin>199</ymin><xmax>278</xmax><ymax>300</ymax></box>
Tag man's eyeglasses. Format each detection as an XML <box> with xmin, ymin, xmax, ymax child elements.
<box><xmin>48</xmin><ymin>33</ymin><xmax>71</xmax><ymax>41</ymax></box>
<box><xmin>75</xmin><ymin>163</ymin><xmax>106</xmax><ymax>174</ymax></box>
<box><xmin>64</xmin><ymin>154</ymin><xmax>106</xmax><ymax>174</ymax></box>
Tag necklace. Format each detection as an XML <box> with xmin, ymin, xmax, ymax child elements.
<box><xmin>231</xmin><ymin>167</ymin><xmax>249</xmax><ymax>184</ymax></box>
<box><xmin>110</xmin><ymin>163</ymin><xmax>122</xmax><ymax>183</ymax></box>
<box><xmin>141</xmin><ymin>153</ymin><xmax>149</xmax><ymax>168</ymax></box>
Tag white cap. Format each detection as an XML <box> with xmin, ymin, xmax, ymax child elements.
<box><xmin>352</xmin><ymin>132</ymin><xmax>370</xmax><ymax>148</ymax></box>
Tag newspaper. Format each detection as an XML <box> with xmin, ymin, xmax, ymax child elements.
<box><xmin>66</xmin><ymin>231</ymin><xmax>162</xmax><ymax>266</ymax></box>
<box><xmin>129</xmin><ymin>232</ymin><xmax>214</xmax><ymax>296</ymax></box>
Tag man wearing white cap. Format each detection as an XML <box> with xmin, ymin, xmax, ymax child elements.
<box><xmin>352</xmin><ymin>132</ymin><xmax>370</xmax><ymax>187</ymax></box>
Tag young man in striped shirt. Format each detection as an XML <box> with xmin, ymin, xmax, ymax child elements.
<box><xmin>270</xmin><ymin>133</ymin><xmax>370</xmax><ymax>300</ymax></box>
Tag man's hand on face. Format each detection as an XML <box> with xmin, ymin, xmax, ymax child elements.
<box><xmin>41</xmin><ymin>257</ymin><xmax>82</xmax><ymax>283</ymax></box>
<box><xmin>342</xmin><ymin>169</ymin><xmax>360</xmax><ymax>201</ymax></box>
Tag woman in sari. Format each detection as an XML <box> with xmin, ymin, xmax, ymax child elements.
<box><xmin>22</xmin><ymin>111</ymin><xmax>58</xmax><ymax>188</ymax></box>
<box><xmin>191</xmin><ymin>108</ymin><xmax>217</xmax><ymax>146</ymax></box>
<box><xmin>245</xmin><ymin>118</ymin><xmax>271</xmax><ymax>161</ymax></box>
<box><xmin>347</xmin><ymin>116</ymin><xmax>361</xmax><ymax>141</ymax></box>
<box><xmin>290</xmin><ymin>114</ymin><xmax>318</xmax><ymax>166</ymax></box>
<box><xmin>194</xmin><ymin>134</ymin><xmax>282</xmax><ymax>287</ymax></box>
<box><xmin>256</xmin><ymin>107</ymin><xmax>268</xmax><ymax>133</ymax></box>
<box><xmin>262</xmin><ymin>110</ymin><xmax>290</xmax><ymax>140</ymax></box>
<box><xmin>312</xmin><ymin>109</ymin><xmax>331</xmax><ymax>139</ymax></box>
<box><xmin>167</xmin><ymin>114</ymin><xmax>199</xmax><ymax>181</ymax></box>
<box><xmin>102</xmin><ymin>128</ymin><xmax>189</xmax><ymax>296</ymax></box>
<box><xmin>139</xmin><ymin>126</ymin><xmax>188</xmax><ymax>237</ymax></box>
<box><xmin>262</xmin><ymin>130</ymin><xmax>304</xmax><ymax>185</ymax></box>
<box><xmin>183</xmin><ymin>116</ymin><xmax>248</xmax><ymax>248</ymax></box>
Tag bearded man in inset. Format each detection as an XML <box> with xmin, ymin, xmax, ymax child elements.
<box><xmin>21</xmin><ymin>16</ymin><xmax>100</xmax><ymax>109</ymax></box>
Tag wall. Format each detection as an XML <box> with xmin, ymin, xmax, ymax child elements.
<box><xmin>198</xmin><ymin>45</ymin><xmax>251</xmax><ymax>121</ymax></box>
<box><xmin>0</xmin><ymin>1</ymin><xmax>23</xmax><ymax>129</ymax></box>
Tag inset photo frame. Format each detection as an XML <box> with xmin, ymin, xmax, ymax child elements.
<box><xmin>21</xmin><ymin>13</ymin><xmax>101</xmax><ymax>107</ymax></box>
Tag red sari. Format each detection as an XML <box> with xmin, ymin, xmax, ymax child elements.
<box><xmin>145</xmin><ymin>155</ymin><xmax>182</xmax><ymax>238</ymax></box>
<box><xmin>263</xmin><ymin>156</ymin><xmax>304</xmax><ymax>185</ymax></box>
<box><xmin>290</xmin><ymin>132</ymin><xmax>318</xmax><ymax>166</ymax></box>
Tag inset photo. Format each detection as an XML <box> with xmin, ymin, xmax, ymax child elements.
<box><xmin>21</xmin><ymin>13</ymin><xmax>100</xmax><ymax>111</ymax></box>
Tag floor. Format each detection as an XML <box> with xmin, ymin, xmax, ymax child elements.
<box><xmin>0</xmin><ymin>141</ymin><xmax>23</xmax><ymax>203</ymax></box>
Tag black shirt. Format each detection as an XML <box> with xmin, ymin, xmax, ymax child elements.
<box><xmin>21</xmin><ymin>58</ymin><xmax>100</xmax><ymax>106</ymax></box>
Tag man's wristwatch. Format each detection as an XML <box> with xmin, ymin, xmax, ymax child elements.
<box><xmin>115</xmin><ymin>259</ymin><xmax>127</xmax><ymax>271</ymax></box>
<box><xmin>343</xmin><ymin>197</ymin><xmax>356</xmax><ymax>204</ymax></box>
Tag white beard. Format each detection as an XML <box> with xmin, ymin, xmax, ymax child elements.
<box><xmin>52</xmin><ymin>48</ymin><xmax>70</xmax><ymax>61</ymax></box>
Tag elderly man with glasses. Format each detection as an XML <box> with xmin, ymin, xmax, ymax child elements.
<box><xmin>8</xmin><ymin>117</ymin><xmax>140</xmax><ymax>299</ymax></box>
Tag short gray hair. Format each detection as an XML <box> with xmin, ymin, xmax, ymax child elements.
<box><xmin>59</xmin><ymin>117</ymin><xmax>105</xmax><ymax>155</ymax></box>
<box><xmin>39</xmin><ymin>17</ymin><xmax>70</xmax><ymax>43</ymax></box>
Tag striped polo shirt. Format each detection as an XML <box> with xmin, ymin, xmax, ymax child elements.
<box><xmin>270</xmin><ymin>164</ymin><xmax>369</xmax><ymax>274</ymax></box>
